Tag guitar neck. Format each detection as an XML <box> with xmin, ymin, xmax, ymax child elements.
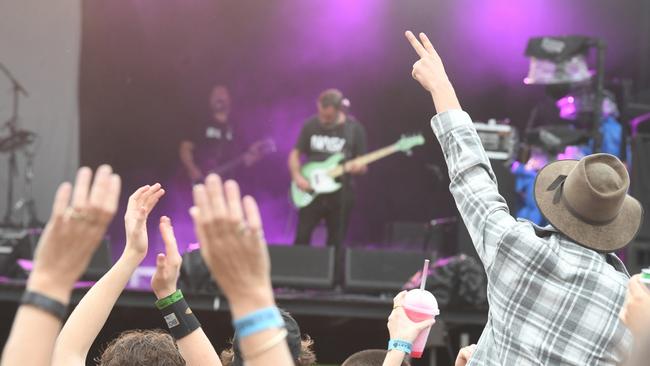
<box><xmin>330</xmin><ymin>144</ymin><xmax>398</xmax><ymax>178</ymax></box>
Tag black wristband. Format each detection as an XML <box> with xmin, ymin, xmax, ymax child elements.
<box><xmin>158</xmin><ymin>298</ymin><xmax>201</xmax><ymax>340</ymax></box>
<box><xmin>21</xmin><ymin>291</ymin><xmax>67</xmax><ymax>321</ymax></box>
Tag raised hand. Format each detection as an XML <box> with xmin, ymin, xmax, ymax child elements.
<box><xmin>151</xmin><ymin>216</ymin><xmax>183</xmax><ymax>299</ymax></box>
<box><xmin>123</xmin><ymin>183</ymin><xmax>165</xmax><ymax>259</ymax></box>
<box><xmin>29</xmin><ymin>165</ymin><xmax>121</xmax><ymax>303</ymax></box>
<box><xmin>190</xmin><ymin>174</ymin><xmax>274</xmax><ymax>318</ymax></box>
<box><xmin>387</xmin><ymin>291</ymin><xmax>435</xmax><ymax>343</ymax></box>
<box><xmin>405</xmin><ymin>30</ymin><xmax>460</xmax><ymax>113</ymax></box>
<box><xmin>455</xmin><ymin>344</ymin><xmax>477</xmax><ymax>366</ymax></box>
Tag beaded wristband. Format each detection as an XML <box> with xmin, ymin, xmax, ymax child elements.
<box><xmin>388</xmin><ymin>339</ymin><xmax>413</xmax><ymax>355</ymax></box>
<box><xmin>233</xmin><ymin>306</ymin><xmax>285</xmax><ymax>339</ymax></box>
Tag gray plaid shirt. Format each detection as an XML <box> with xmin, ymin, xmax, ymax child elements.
<box><xmin>431</xmin><ymin>110</ymin><xmax>632</xmax><ymax>365</ymax></box>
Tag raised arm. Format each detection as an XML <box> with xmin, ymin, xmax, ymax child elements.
<box><xmin>52</xmin><ymin>184</ymin><xmax>164</xmax><ymax>366</ymax></box>
<box><xmin>405</xmin><ymin>31</ymin><xmax>516</xmax><ymax>269</ymax></box>
<box><xmin>1</xmin><ymin>166</ymin><xmax>121</xmax><ymax>366</ymax></box>
<box><xmin>191</xmin><ymin>175</ymin><xmax>294</xmax><ymax>366</ymax></box>
<box><xmin>151</xmin><ymin>216</ymin><xmax>222</xmax><ymax>366</ymax></box>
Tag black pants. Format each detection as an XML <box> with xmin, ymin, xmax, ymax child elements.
<box><xmin>294</xmin><ymin>190</ymin><xmax>353</xmax><ymax>248</ymax></box>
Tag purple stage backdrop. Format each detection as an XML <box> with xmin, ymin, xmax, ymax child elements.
<box><xmin>79</xmin><ymin>0</ymin><xmax>650</xmax><ymax>262</ymax></box>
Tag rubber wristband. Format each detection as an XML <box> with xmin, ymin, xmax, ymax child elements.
<box><xmin>158</xmin><ymin>297</ymin><xmax>201</xmax><ymax>339</ymax></box>
<box><xmin>233</xmin><ymin>306</ymin><xmax>285</xmax><ymax>339</ymax></box>
<box><xmin>155</xmin><ymin>289</ymin><xmax>184</xmax><ymax>310</ymax></box>
<box><xmin>388</xmin><ymin>339</ymin><xmax>412</xmax><ymax>355</ymax></box>
<box><xmin>21</xmin><ymin>291</ymin><xmax>68</xmax><ymax>321</ymax></box>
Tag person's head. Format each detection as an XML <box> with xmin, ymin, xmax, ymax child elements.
<box><xmin>317</xmin><ymin>88</ymin><xmax>346</xmax><ymax>127</ymax></box>
<box><xmin>209</xmin><ymin>84</ymin><xmax>231</xmax><ymax>121</ymax></box>
<box><xmin>220</xmin><ymin>309</ymin><xmax>316</xmax><ymax>366</ymax></box>
<box><xmin>96</xmin><ymin>329</ymin><xmax>185</xmax><ymax>366</ymax></box>
<box><xmin>341</xmin><ymin>349</ymin><xmax>410</xmax><ymax>366</ymax></box>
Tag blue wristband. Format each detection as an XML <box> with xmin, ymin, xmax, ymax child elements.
<box><xmin>233</xmin><ymin>306</ymin><xmax>285</xmax><ymax>339</ymax></box>
<box><xmin>388</xmin><ymin>339</ymin><xmax>412</xmax><ymax>354</ymax></box>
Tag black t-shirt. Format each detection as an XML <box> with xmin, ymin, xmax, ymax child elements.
<box><xmin>188</xmin><ymin>121</ymin><xmax>242</xmax><ymax>175</ymax></box>
<box><xmin>295</xmin><ymin>115</ymin><xmax>367</xmax><ymax>164</ymax></box>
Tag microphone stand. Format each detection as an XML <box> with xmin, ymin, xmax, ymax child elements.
<box><xmin>0</xmin><ymin>61</ymin><xmax>29</xmax><ymax>228</ymax></box>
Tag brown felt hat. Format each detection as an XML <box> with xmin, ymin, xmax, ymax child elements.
<box><xmin>534</xmin><ymin>153</ymin><xmax>644</xmax><ymax>253</ymax></box>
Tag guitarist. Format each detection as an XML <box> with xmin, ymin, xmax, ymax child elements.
<box><xmin>179</xmin><ymin>84</ymin><xmax>263</xmax><ymax>183</ymax></box>
<box><xmin>288</xmin><ymin>89</ymin><xmax>368</xmax><ymax>248</ymax></box>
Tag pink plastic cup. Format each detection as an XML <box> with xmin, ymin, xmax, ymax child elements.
<box><xmin>403</xmin><ymin>288</ymin><xmax>439</xmax><ymax>358</ymax></box>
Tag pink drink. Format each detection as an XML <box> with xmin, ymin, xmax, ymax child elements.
<box><xmin>403</xmin><ymin>288</ymin><xmax>439</xmax><ymax>358</ymax></box>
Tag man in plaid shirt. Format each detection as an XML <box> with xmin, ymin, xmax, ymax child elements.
<box><xmin>405</xmin><ymin>31</ymin><xmax>644</xmax><ymax>365</ymax></box>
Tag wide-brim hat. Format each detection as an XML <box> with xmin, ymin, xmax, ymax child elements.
<box><xmin>534</xmin><ymin>153</ymin><xmax>644</xmax><ymax>253</ymax></box>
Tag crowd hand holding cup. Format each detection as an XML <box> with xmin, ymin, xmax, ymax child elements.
<box><xmin>1</xmin><ymin>165</ymin><xmax>121</xmax><ymax>366</ymax></box>
<box><xmin>455</xmin><ymin>344</ymin><xmax>477</xmax><ymax>366</ymax></box>
<box><xmin>620</xmin><ymin>274</ymin><xmax>650</xmax><ymax>340</ymax></box>
<box><xmin>190</xmin><ymin>174</ymin><xmax>293</xmax><ymax>366</ymax></box>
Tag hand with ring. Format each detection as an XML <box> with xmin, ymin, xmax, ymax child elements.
<box><xmin>190</xmin><ymin>174</ymin><xmax>273</xmax><ymax>319</ymax></box>
<box><xmin>28</xmin><ymin>165</ymin><xmax>121</xmax><ymax>304</ymax></box>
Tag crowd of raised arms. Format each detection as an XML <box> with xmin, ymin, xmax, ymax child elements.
<box><xmin>1</xmin><ymin>31</ymin><xmax>649</xmax><ymax>366</ymax></box>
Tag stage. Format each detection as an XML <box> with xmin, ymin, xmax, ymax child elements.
<box><xmin>0</xmin><ymin>280</ymin><xmax>486</xmax><ymax>365</ymax></box>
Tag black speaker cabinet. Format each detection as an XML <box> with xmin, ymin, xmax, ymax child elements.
<box><xmin>344</xmin><ymin>248</ymin><xmax>426</xmax><ymax>292</ymax></box>
<box><xmin>180</xmin><ymin>245</ymin><xmax>335</xmax><ymax>293</ymax></box>
<box><xmin>268</xmin><ymin>245</ymin><xmax>335</xmax><ymax>288</ymax></box>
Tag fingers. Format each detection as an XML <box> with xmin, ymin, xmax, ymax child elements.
<box><xmin>129</xmin><ymin>185</ymin><xmax>151</xmax><ymax>203</ymax></box>
<box><xmin>159</xmin><ymin>216</ymin><xmax>180</xmax><ymax>258</ymax></box>
<box><xmin>105</xmin><ymin>174</ymin><xmax>122</xmax><ymax>214</ymax></box>
<box><xmin>629</xmin><ymin>274</ymin><xmax>650</xmax><ymax>297</ymax></box>
<box><xmin>193</xmin><ymin>184</ymin><xmax>212</xmax><ymax>222</ymax></box>
<box><xmin>243</xmin><ymin>195</ymin><xmax>262</xmax><ymax>230</ymax></box>
<box><xmin>143</xmin><ymin>184</ymin><xmax>165</xmax><ymax>212</ymax></box>
<box><xmin>71</xmin><ymin>167</ymin><xmax>93</xmax><ymax>208</ymax></box>
<box><xmin>418</xmin><ymin>32</ymin><xmax>436</xmax><ymax>55</ymax></box>
<box><xmin>416</xmin><ymin>318</ymin><xmax>436</xmax><ymax>331</ymax></box>
<box><xmin>155</xmin><ymin>253</ymin><xmax>167</xmax><ymax>269</ymax></box>
<box><xmin>205</xmin><ymin>174</ymin><xmax>227</xmax><ymax>216</ymax></box>
<box><xmin>51</xmin><ymin>182</ymin><xmax>72</xmax><ymax>218</ymax></box>
<box><xmin>393</xmin><ymin>290</ymin><xmax>407</xmax><ymax>307</ymax></box>
<box><xmin>224</xmin><ymin>180</ymin><xmax>244</xmax><ymax>221</ymax></box>
<box><xmin>88</xmin><ymin>165</ymin><xmax>112</xmax><ymax>208</ymax></box>
<box><xmin>405</xmin><ymin>30</ymin><xmax>428</xmax><ymax>58</ymax></box>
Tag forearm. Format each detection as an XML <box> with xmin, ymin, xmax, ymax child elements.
<box><xmin>1</xmin><ymin>301</ymin><xmax>64</xmax><ymax>366</ymax></box>
<box><xmin>52</xmin><ymin>252</ymin><xmax>141</xmax><ymax>365</ymax></box>
<box><xmin>288</xmin><ymin>150</ymin><xmax>302</xmax><ymax>179</ymax></box>
<box><xmin>429</xmin><ymin>78</ymin><xmax>461</xmax><ymax>114</ymax></box>
<box><xmin>382</xmin><ymin>350</ymin><xmax>407</xmax><ymax>366</ymax></box>
<box><xmin>177</xmin><ymin>328</ymin><xmax>222</xmax><ymax>366</ymax></box>
<box><xmin>431</xmin><ymin>110</ymin><xmax>514</xmax><ymax>267</ymax></box>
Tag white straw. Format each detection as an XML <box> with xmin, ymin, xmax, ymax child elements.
<box><xmin>420</xmin><ymin>259</ymin><xmax>430</xmax><ymax>290</ymax></box>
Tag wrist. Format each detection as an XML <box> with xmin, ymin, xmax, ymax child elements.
<box><xmin>120</xmin><ymin>248</ymin><xmax>146</xmax><ymax>265</ymax></box>
<box><xmin>228</xmin><ymin>287</ymin><xmax>276</xmax><ymax>319</ymax></box>
<box><xmin>27</xmin><ymin>272</ymin><xmax>72</xmax><ymax>305</ymax></box>
<box><xmin>154</xmin><ymin>287</ymin><xmax>178</xmax><ymax>300</ymax></box>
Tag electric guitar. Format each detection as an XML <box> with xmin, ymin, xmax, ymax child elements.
<box><xmin>290</xmin><ymin>134</ymin><xmax>425</xmax><ymax>208</ymax></box>
<box><xmin>194</xmin><ymin>138</ymin><xmax>276</xmax><ymax>183</ymax></box>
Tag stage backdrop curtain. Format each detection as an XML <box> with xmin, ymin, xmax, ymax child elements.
<box><xmin>0</xmin><ymin>0</ymin><xmax>80</xmax><ymax>224</ymax></box>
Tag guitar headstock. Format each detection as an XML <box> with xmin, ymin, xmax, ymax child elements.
<box><xmin>394</xmin><ymin>134</ymin><xmax>425</xmax><ymax>152</ymax></box>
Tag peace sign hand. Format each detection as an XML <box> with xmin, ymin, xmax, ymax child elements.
<box><xmin>405</xmin><ymin>31</ymin><xmax>461</xmax><ymax>113</ymax></box>
<box><xmin>405</xmin><ymin>31</ymin><xmax>449</xmax><ymax>94</ymax></box>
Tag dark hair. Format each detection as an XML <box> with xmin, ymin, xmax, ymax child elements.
<box><xmin>341</xmin><ymin>349</ymin><xmax>410</xmax><ymax>366</ymax></box>
<box><xmin>96</xmin><ymin>329</ymin><xmax>185</xmax><ymax>366</ymax></box>
<box><xmin>318</xmin><ymin>88</ymin><xmax>345</xmax><ymax>109</ymax></box>
<box><xmin>220</xmin><ymin>309</ymin><xmax>316</xmax><ymax>366</ymax></box>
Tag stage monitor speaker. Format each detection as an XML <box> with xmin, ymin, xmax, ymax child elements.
<box><xmin>631</xmin><ymin>134</ymin><xmax>650</xmax><ymax>240</ymax></box>
<box><xmin>269</xmin><ymin>245</ymin><xmax>335</xmax><ymax>288</ymax></box>
<box><xmin>344</xmin><ymin>248</ymin><xmax>425</xmax><ymax>292</ymax></box>
<box><xmin>179</xmin><ymin>245</ymin><xmax>335</xmax><ymax>294</ymax></box>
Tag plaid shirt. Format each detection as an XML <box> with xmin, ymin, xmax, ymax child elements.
<box><xmin>431</xmin><ymin>110</ymin><xmax>632</xmax><ymax>365</ymax></box>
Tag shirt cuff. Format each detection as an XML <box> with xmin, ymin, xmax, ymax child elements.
<box><xmin>430</xmin><ymin>109</ymin><xmax>473</xmax><ymax>138</ymax></box>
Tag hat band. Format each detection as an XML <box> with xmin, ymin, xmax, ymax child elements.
<box><xmin>546</xmin><ymin>174</ymin><xmax>619</xmax><ymax>226</ymax></box>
